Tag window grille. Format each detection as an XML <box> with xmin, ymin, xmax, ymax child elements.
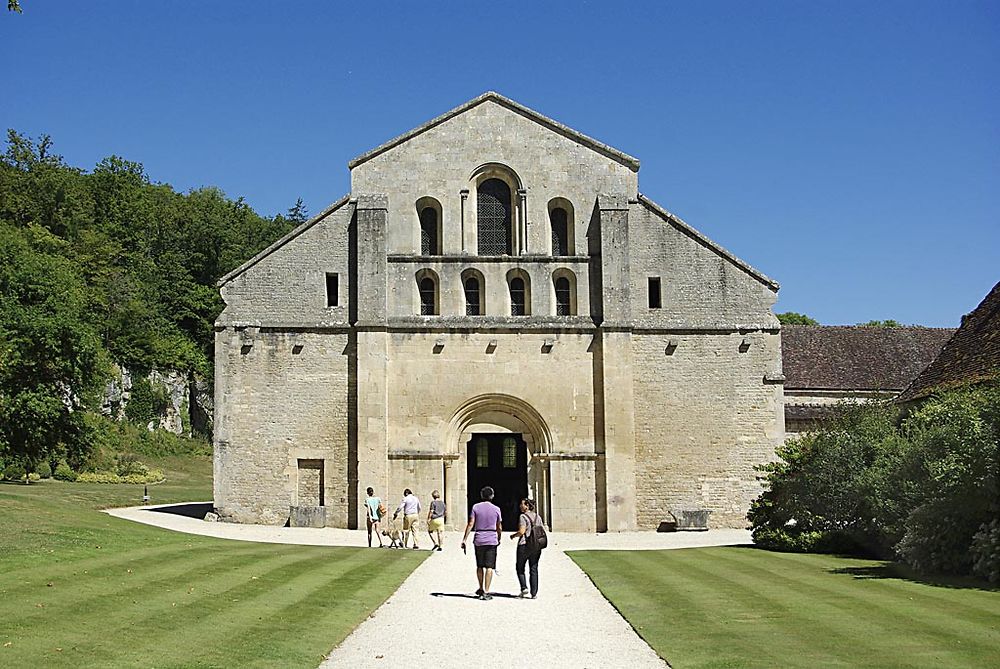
<box><xmin>465</xmin><ymin>277</ymin><xmax>481</xmax><ymax>316</ymax></box>
<box><xmin>419</xmin><ymin>277</ymin><xmax>436</xmax><ymax>315</ymax></box>
<box><xmin>476</xmin><ymin>439</ymin><xmax>489</xmax><ymax>468</ymax></box>
<box><xmin>555</xmin><ymin>276</ymin><xmax>571</xmax><ymax>315</ymax></box>
<box><xmin>502</xmin><ymin>438</ymin><xmax>517</xmax><ymax>468</ymax></box>
<box><xmin>477</xmin><ymin>178</ymin><xmax>512</xmax><ymax>255</ymax></box>
<box><xmin>510</xmin><ymin>277</ymin><xmax>526</xmax><ymax>316</ymax></box>
<box><xmin>551</xmin><ymin>207</ymin><xmax>569</xmax><ymax>256</ymax></box>
<box><xmin>420</xmin><ymin>207</ymin><xmax>438</xmax><ymax>255</ymax></box>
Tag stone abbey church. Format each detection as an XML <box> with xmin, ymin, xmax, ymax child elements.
<box><xmin>213</xmin><ymin>92</ymin><xmax>784</xmax><ymax>532</ymax></box>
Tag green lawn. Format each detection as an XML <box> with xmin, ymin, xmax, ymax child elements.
<box><xmin>569</xmin><ymin>547</ymin><xmax>1000</xmax><ymax>669</ymax></box>
<box><xmin>0</xmin><ymin>456</ymin><xmax>426</xmax><ymax>668</ymax></box>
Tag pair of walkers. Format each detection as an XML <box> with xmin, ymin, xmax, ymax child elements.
<box><xmin>460</xmin><ymin>486</ymin><xmax>544</xmax><ymax>600</ymax></box>
<box><xmin>365</xmin><ymin>487</ymin><xmax>446</xmax><ymax>550</ymax></box>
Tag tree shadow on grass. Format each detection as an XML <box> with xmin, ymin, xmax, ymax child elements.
<box><xmin>829</xmin><ymin>563</ymin><xmax>998</xmax><ymax>592</ymax></box>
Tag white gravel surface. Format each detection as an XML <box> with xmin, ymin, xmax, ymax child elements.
<box><xmin>107</xmin><ymin>504</ymin><xmax>752</xmax><ymax>668</ymax></box>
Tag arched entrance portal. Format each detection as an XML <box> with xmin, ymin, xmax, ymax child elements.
<box><xmin>467</xmin><ymin>433</ymin><xmax>527</xmax><ymax>530</ymax></box>
<box><xmin>445</xmin><ymin>394</ymin><xmax>552</xmax><ymax>529</ymax></box>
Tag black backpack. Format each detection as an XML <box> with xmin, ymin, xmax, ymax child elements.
<box><xmin>525</xmin><ymin>512</ymin><xmax>548</xmax><ymax>552</ymax></box>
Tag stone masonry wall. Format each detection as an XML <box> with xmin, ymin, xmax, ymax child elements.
<box><xmin>213</xmin><ymin>329</ymin><xmax>350</xmax><ymax>525</ymax></box>
<box><xmin>351</xmin><ymin>99</ymin><xmax>638</xmax><ymax>258</ymax></box>
<box><xmin>632</xmin><ymin>331</ymin><xmax>784</xmax><ymax>528</ymax></box>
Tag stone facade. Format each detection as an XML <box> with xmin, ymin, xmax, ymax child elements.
<box><xmin>213</xmin><ymin>92</ymin><xmax>783</xmax><ymax>531</ymax></box>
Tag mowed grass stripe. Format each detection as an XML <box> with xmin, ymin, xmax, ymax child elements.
<box><xmin>570</xmin><ymin>548</ymin><xmax>1000</xmax><ymax>669</ymax></box>
<box><xmin>158</xmin><ymin>550</ymin><xmax>425</xmax><ymax>668</ymax></box>
<box><xmin>4</xmin><ymin>542</ymin><xmax>275</xmax><ymax>635</ymax></box>
<box><xmin>584</xmin><ymin>551</ymin><xmax>835</xmax><ymax>666</ymax></box>
<box><xmin>669</xmin><ymin>549</ymin><xmax>969</xmax><ymax>666</ymax></box>
<box><xmin>14</xmin><ymin>545</ymin><xmax>316</xmax><ymax>666</ymax></box>
<box><xmin>93</xmin><ymin>548</ymin><xmax>420</xmax><ymax>669</ymax></box>
<box><xmin>707</xmin><ymin>548</ymin><xmax>998</xmax><ymax>657</ymax></box>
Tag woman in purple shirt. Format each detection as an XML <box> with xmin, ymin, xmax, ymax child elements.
<box><xmin>461</xmin><ymin>486</ymin><xmax>503</xmax><ymax>600</ymax></box>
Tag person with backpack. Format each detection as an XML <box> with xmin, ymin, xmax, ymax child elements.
<box><xmin>509</xmin><ymin>498</ymin><xmax>546</xmax><ymax>599</ymax></box>
<box><xmin>364</xmin><ymin>487</ymin><xmax>385</xmax><ymax>548</ymax></box>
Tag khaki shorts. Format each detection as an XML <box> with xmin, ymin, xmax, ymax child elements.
<box><xmin>403</xmin><ymin>514</ymin><xmax>419</xmax><ymax>531</ymax></box>
<box><xmin>427</xmin><ymin>517</ymin><xmax>445</xmax><ymax>532</ymax></box>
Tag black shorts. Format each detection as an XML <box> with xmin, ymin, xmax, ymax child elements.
<box><xmin>474</xmin><ymin>544</ymin><xmax>498</xmax><ymax>569</ymax></box>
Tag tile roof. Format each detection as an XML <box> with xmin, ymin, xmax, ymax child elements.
<box><xmin>782</xmin><ymin>325</ymin><xmax>955</xmax><ymax>392</ymax></box>
<box><xmin>897</xmin><ymin>281</ymin><xmax>1000</xmax><ymax>402</ymax></box>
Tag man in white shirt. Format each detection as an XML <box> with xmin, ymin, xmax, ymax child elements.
<box><xmin>392</xmin><ymin>488</ymin><xmax>422</xmax><ymax>549</ymax></box>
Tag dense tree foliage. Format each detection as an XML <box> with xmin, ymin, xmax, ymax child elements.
<box><xmin>776</xmin><ymin>312</ymin><xmax>819</xmax><ymax>325</ymax></box>
<box><xmin>0</xmin><ymin>130</ymin><xmax>297</xmax><ymax>471</ymax></box>
<box><xmin>750</xmin><ymin>384</ymin><xmax>1000</xmax><ymax>581</ymax></box>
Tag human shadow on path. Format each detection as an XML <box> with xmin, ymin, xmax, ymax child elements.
<box><xmin>431</xmin><ymin>592</ymin><xmax>520</xmax><ymax>599</ymax></box>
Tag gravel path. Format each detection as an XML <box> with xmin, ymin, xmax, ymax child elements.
<box><xmin>107</xmin><ymin>504</ymin><xmax>751</xmax><ymax>668</ymax></box>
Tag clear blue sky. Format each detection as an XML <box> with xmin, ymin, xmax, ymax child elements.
<box><xmin>3</xmin><ymin>1</ymin><xmax>997</xmax><ymax>327</ymax></box>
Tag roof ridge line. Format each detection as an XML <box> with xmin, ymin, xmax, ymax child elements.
<box><xmin>637</xmin><ymin>194</ymin><xmax>779</xmax><ymax>291</ymax></box>
<box><xmin>348</xmin><ymin>91</ymin><xmax>640</xmax><ymax>171</ymax></box>
<box><xmin>217</xmin><ymin>194</ymin><xmax>353</xmax><ymax>287</ymax></box>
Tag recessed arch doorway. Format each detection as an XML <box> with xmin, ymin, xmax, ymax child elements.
<box><xmin>445</xmin><ymin>394</ymin><xmax>552</xmax><ymax>529</ymax></box>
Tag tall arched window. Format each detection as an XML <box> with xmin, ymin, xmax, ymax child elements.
<box><xmin>464</xmin><ymin>276</ymin><xmax>481</xmax><ymax>316</ymax></box>
<box><xmin>420</xmin><ymin>207</ymin><xmax>439</xmax><ymax>255</ymax></box>
<box><xmin>551</xmin><ymin>207</ymin><xmax>569</xmax><ymax>256</ymax></box>
<box><xmin>510</xmin><ymin>277</ymin><xmax>526</xmax><ymax>316</ymax></box>
<box><xmin>555</xmin><ymin>276</ymin><xmax>572</xmax><ymax>315</ymax></box>
<box><xmin>419</xmin><ymin>277</ymin><xmax>437</xmax><ymax>315</ymax></box>
<box><xmin>477</xmin><ymin>178</ymin><xmax>512</xmax><ymax>255</ymax></box>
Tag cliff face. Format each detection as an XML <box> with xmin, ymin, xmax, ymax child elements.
<box><xmin>102</xmin><ymin>364</ymin><xmax>213</xmax><ymax>438</ymax></box>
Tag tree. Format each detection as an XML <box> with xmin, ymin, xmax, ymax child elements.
<box><xmin>0</xmin><ymin>223</ymin><xmax>105</xmax><ymax>478</ymax></box>
<box><xmin>777</xmin><ymin>312</ymin><xmax>819</xmax><ymax>325</ymax></box>
<box><xmin>8</xmin><ymin>1</ymin><xmax>22</xmax><ymax>14</ymax></box>
<box><xmin>287</xmin><ymin>197</ymin><xmax>308</xmax><ymax>226</ymax></box>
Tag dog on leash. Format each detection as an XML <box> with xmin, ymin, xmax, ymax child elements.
<box><xmin>381</xmin><ymin>522</ymin><xmax>404</xmax><ymax>548</ymax></box>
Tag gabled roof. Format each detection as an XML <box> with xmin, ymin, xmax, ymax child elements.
<box><xmin>782</xmin><ymin>325</ymin><xmax>955</xmax><ymax>391</ymax></box>
<box><xmin>348</xmin><ymin>91</ymin><xmax>641</xmax><ymax>172</ymax></box>
<box><xmin>637</xmin><ymin>194</ymin><xmax>779</xmax><ymax>291</ymax></box>
<box><xmin>897</xmin><ymin>280</ymin><xmax>1000</xmax><ymax>402</ymax></box>
<box><xmin>217</xmin><ymin>195</ymin><xmax>352</xmax><ymax>287</ymax></box>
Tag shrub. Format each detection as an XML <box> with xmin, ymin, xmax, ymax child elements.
<box><xmin>125</xmin><ymin>376</ymin><xmax>170</xmax><ymax>426</ymax></box>
<box><xmin>970</xmin><ymin>519</ymin><xmax>1000</xmax><ymax>584</ymax></box>
<box><xmin>77</xmin><ymin>469</ymin><xmax>163</xmax><ymax>484</ymax></box>
<box><xmin>115</xmin><ymin>453</ymin><xmax>149</xmax><ymax>477</ymax></box>
<box><xmin>35</xmin><ymin>460</ymin><xmax>52</xmax><ymax>478</ymax></box>
<box><xmin>2</xmin><ymin>463</ymin><xmax>25</xmax><ymax>482</ymax></box>
<box><xmin>53</xmin><ymin>461</ymin><xmax>77</xmax><ymax>481</ymax></box>
<box><xmin>27</xmin><ymin>472</ymin><xmax>40</xmax><ymax>482</ymax></box>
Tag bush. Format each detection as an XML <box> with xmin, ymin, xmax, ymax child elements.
<box><xmin>115</xmin><ymin>453</ymin><xmax>149</xmax><ymax>477</ymax></box>
<box><xmin>77</xmin><ymin>469</ymin><xmax>163</xmax><ymax>484</ymax></box>
<box><xmin>970</xmin><ymin>519</ymin><xmax>1000</xmax><ymax>584</ymax></box>
<box><xmin>35</xmin><ymin>460</ymin><xmax>52</xmax><ymax>479</ymax></box>
<box><xmin>53</xmin><ymin>462</ymin><xmax>77</xmax><ymax>481</ymax></box>
<box><xmin>125</xmin><ymin>376</ymin><xmax>170</xmax><ymax>426</ymax></box>
<box><xmin>2</xmin><ymin>463</ymin><xmax>25</xmax><ymax>482</ymax></box>
<box><xmin>27</xmin><ymin>472</ymin><xmax>40</xmax><ymax>482</ymax></box>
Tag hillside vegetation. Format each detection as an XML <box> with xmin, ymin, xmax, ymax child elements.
<box><xmin>0</xmin><ymin>131</ymin><xmax>299</xmax><ymax>474</ymax></box>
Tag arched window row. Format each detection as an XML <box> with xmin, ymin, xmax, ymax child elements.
<box><xmin>413</xmin><ymin>270</ymin><xmax>578</xmax><ymax>317</ymax></box>
<box><xmin>414</xmin><ymin>192</ymin><xmax>577</xmax><ymax>257</ymax></box>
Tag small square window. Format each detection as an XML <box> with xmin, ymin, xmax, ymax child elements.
<box><xmin>648</xmin><ymin>277</ymin><xmax>662</xmax><ymax>309</ymax></box>
<box><xmin>325</xmin><ymin>273</ymin><xmax>339</xmax><ymax>307</ymax></box>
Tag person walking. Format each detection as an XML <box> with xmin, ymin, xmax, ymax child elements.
<box><xmin>393</xmin><ymin>488</ymin><xmax>422</xmax><ymax>549</ymax></box>
<box><xmin>510</xmin><ymin>498</ymin><xmax>543</xmax><ymax>598</ymax></box>
<box><xmin>364</xmin><ymin>487</ymin><xmax>384</xmax><ymax>548</ymax></box>
<box><xmin>426</xmin><ymin>490</ymin><xmax>446</xmax><ymax>551</ymax></box>
<box><xmin>461</xmin><ymin>486</ymin><xmax>502</xmax><ymax>600</ymax></box>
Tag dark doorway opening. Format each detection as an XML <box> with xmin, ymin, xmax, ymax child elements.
<box><xmin>467</xmin><ymin>433</ymin><xmax>528</xmax><ymax>531</ymax></box>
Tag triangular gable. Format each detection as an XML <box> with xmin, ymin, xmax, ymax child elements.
<box><xmin>348</xmin><ymin>91</ymin><xmax>640</xmax><ymax>172</ymax></box>
<box><xmin>638</xmin><ymin>194</ymin><xmax>779</xmax><ymax>291</ymax></box>
<box><xmin>217</xmin><ymin>195</ymin><xmax>353</xmax><ymax>287</ymax></box>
